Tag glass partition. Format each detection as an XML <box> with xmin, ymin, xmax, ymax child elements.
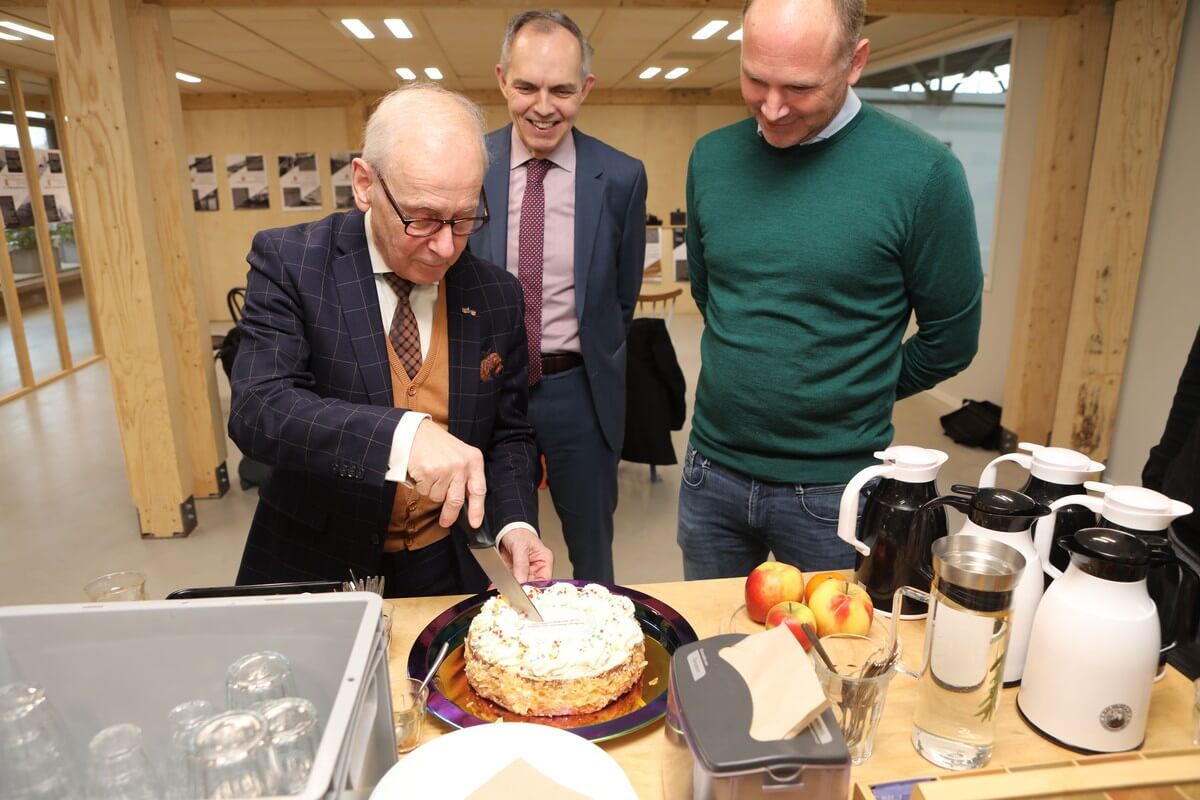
<box><xmin>0</xmin><ymin>80</ymin><xmax>24</xmax><ymax>396</ymax></box>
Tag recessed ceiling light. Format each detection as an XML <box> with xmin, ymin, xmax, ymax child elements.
<box><xmin>395</xmin><ymin>67</ymin><xmax>416</xmax><ymax>80</ymax></box>
<box><xmin>383</xmin><ymin>19</ymin><xmax>412</xmax><ymax>39</ymax></box>
<box><xmin>0</xmin><ymin>32</ymin><xmax>21</xmax><ymax>41</ymax></box>
<box><xmin>727</xmin><ymin>27</ymin><xmax>743</xmax><ymax>41</ymax></box>
<box><xmin>664</xmin><ymin>67</ymin><xmax>689</xmax><ymax>80</ymax></box>
<box><xmin>340</xmin><ymin>19</ymin><xmax>374</xmax><ymax>40</ymax></box>
<box><xmin>638</xmin><ymin>67</ymin><xmax>662</xmax><ymax>80</ymax></box>
<box><xmin>691</xmin><ymin>20</ymin><xmax>729</xmax><ymax>40</ymax></box>
<box><xmin>424</xmin><ymin>67</ymin><xmax>443</xmax><ymax>80</ymax></box>
<box><xmin>0</xmin><ymin>21</ymin><xmax>53</xmax><ymax>41</ymax></box>
<box><xmin>25</xmin><ymin>110</ymin><xmax>45</xmax><ymax>119</ymax></box>
<box><xmin>175</xmin><ymin>72</ymin><xmax>202</xmax><ymax>84</ymax></box>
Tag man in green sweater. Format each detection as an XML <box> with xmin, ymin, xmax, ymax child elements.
<box><xmin>678</xmin><ymin>0</ymin><xmax>983</xmax><ymax>578</ymax></box>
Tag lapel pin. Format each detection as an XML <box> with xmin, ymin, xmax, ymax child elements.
<box><xmin>461</xmin><ymin>306</ymin><xmax>478</xmax><ymax>317</ymax></box>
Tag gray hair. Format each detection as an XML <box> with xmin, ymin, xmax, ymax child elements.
<box><xmin>361</xmin><ymin>82</ymin><xmax>489</xmax><ymax>174</ymax></box>
<box><xmin>499</xmin><ymin>10</ymin><xmax>594</xmax><ymax>87</ymax></box>
<box><xmin>742</xmin><ymin>0</ymin><xmax>865</xmax><ymax>59</ymax></box>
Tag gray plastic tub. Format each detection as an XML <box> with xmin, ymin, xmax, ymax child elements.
<box><xmin>0</xmin><ymin>593</ymin><xmax>396</xmax><ymax>799</ymax></box>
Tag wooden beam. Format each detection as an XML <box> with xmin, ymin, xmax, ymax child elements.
<box><xmin>128</xmin><ymin>0</ymin><xmax>229</xmax><ymax>499</ymax></box>
<box><xmin>48</xmin><ymin>0</ymin><xmax>198</xmax><ymax>537</ymax></box>
<box><xmin>1049</xmin><ymin>0</ymin><xmax>1187</xmax><ymax>458</ymax></box>
<box><xmin>0</xmin><ymin>217</ymin><xmax>36</xmax><ymax>389</ymax></box>
<box><xmin>1001</xmin><ymin>4</ymin><xmax>1112</xmax><ymax>445</ymax></box>
<box><xmin>180</xmin><ymin>91</ymin><xmax>358</xmax><ymax>110</ymax></box>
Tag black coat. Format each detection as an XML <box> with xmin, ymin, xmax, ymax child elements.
<box><xmin>622</xmin><ymin>318</ymin><xmax>686</xmax><ymax>465</ymax></box>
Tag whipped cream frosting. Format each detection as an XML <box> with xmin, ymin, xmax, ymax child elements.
<box><xmin>467</xmin><ymin>583</ymin><xmax>644</xmax><ymax>680</ymax></box>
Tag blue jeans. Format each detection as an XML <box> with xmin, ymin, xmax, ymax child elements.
<box><xmin>677</xmin><ymin>443</ymin><xmax>864</xmax><ymax>579</ymax></box>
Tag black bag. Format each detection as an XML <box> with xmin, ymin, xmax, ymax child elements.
<box><xmin>940</xmin><ymin>399</ymin><xmax>1005</xmax><ymax>450</ymax></box>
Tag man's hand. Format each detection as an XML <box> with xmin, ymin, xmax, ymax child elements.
<box><xmin>407</xmin><ymin>420</ymin><xmax>487</xmax><ymax>528</ymax></box>
<box><xmin>498</xmin><ymin>528</ymin><xmax>554</xmax><ymax>583</ymax></box>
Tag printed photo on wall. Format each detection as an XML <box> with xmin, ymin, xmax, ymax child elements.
<box><xmin>188</xmin><ymin>154</ymin><xmax>219</xmax><ymax>212</ymax></box>
<box><xmin>643</xmin><ymin>226</ymin><xmax>663</xmax><ymax>283</ymax></box>
<box><xmin>36</xmin><ymin>150</ymin><xmax>73</xmax><ymax>223</ymax></box>
<box><xmin>330</xmin><ymin>151</ymin><xmax>360</xmax><ymax>210</ymax></box>
<box><xmin>672</xmin><ymin>227</ymin><xmax>688</xmax><ymax>282</ymax></box>
<box><xmin>0</xmin><ymin>147</ymin><xmax>32</xmax><ymax>228</ymax></box>
<box><xmin>279</xmin><ymin>152</ymin><xmax>322</xmax><ymax>211</ymax></box>
<box><xmin>227</xmin><ymin>153</ymin><xmax>269</xmax><ymax>211</ymax></box>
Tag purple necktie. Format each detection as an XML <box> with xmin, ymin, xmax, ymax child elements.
<box><xmin>381</xmin><ymin>272</ymin><xmax>421</xmax><ymax>379</ymax></box>
<box><xmin>518</xmin><ymin>159</ymin><xmax>550</xmax><ymax>386</ymax></box>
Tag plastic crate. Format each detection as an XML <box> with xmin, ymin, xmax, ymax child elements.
<box><xmin>0</xmin><ymin>593</ymin><xmax>396</xmax><ymax>799</ymax></box>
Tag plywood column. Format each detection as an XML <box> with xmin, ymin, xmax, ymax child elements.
<box><xmin>345</xmin><ymin>96</ymin><xmax>368</xmax><ymax>149</ymax></box>
<box><xmin>127</xmin><ymin>0</ymin><xmax>229</xmax><ymax>499</ymax></box>
<box><xmin>1000</xmin><ymin>5</ymin><xmax>1112</xmax><ymax>445</ymax></box>
<box><xmin>47</xmin><ymin>0</ymin><xmax>198</xmax><ymax>536</ymax></box>
<box><xmin>1049</xmin><ymin>0</ymin><xmax>1187</xmax><ymax>459</ymax></box>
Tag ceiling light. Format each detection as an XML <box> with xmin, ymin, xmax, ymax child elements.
<box><xmin>175</xmin><ymin>72</ymin><xmax>202</xmax><ymax>84</ymax></box>
<box><xmin>639</xmin><ymin>67</ymin><xmax>662</xmax><ymax>80</ymax></box>
<box><xmin>0</xmin><ymin>32</ymin><xmax>21</xmax><ymax>41</ymax></box>
<box><xmin>691</xmin><ymin>20</ymin><xmax>729</xmax><ymax>40</ymax></box>
<box><xmin>0</xmin><ymin>21</ymin><xmax>53</xmax><ymax>41</ymax></box>
<box><xmin>395</xmin><ymin>67</ymin><xmax>416</xmax><ymax>80</ymax></box>
<box><xmin>424</xmin><ymin>67</ymin><xmax>443</xmax><ymax>80</ymax></box>
<box><xmin>727</xmin><ymin>27</ymin><xmax>743</xmax><ymax>40</ymax></box>
<box><xmin>25</xmin><ymin>110</ymin><xmax>45</xmax><ymax>119</ymax></box>
<box><xmin>340</xmin><ymin>19</ymin><xmax>374</xmax><ymax>40</ymax></box>
<box><xmin>664</xmin><ymin>67</ymin><xmax>689</xmax><ymax>80</ymax></box>
<box><xmin>383</xmin><ymin>19</ymin><xmax>412</xmax><ymax>39</ymax></box>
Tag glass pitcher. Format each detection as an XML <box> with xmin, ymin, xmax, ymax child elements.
<box><xmin>890</xmin><ymin>534</ymin><xmax>1025</xmax><ymax>771</ymax></box>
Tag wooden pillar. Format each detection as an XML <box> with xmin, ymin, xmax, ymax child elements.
<box><xmin>127</xmin><ymin>0</ymin><xmax>229</xmax><ymax>498</ymax></box>
<box><xmin>345</xmin><ymin>96</ymin><xmax>368</xmax><ymax>150</ymax></box>
<box><xmin>1000</xmin><ymin>5</ymin><xmax>1112</xmax><ymax>445</ymax></box>
<box><xmin>47</xmin><ymin>0</ymin><xmax>199</xmax><ymax>536</ymax></box>
<box><xmin>0</xmin><ymin>218</ymin><xmax>35</xmax><ymax>389</ymax></box>
<box><xmin>1050</xmin><ymin>0</ymin><xmax>1187</xmax><ymax>459</ymax></box>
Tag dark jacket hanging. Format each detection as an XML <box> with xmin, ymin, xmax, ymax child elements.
<box><xmin>622</xmin><ymin>317</ymin><xmax>687</xmax><ymax>465</ymax></box>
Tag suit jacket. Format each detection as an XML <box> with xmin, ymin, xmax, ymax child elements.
<box><xmin>622</xmin><ymin>317</ymin><xmax>687</xmax><ymax>466</ymax></box>
<box><xmin>469</xmin><ymin>126</ymin><xmax>647</xmax><ymax>452</ymax></box>
<box><xmin>229</xmin><ymin>209</ymin><xmax>538</xmax><ymax>592</ymax></box>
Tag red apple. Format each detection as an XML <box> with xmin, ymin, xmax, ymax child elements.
<box><xmin>744</xmin><ymin>561</ymin><xmax>805</xmax><ymax>623</ymax></box>
<box><xmin>764</xmin><ymin>600</ymin><xmax>817</xmax><ymax>651</ymax></box>
<box><xmin>808</xmin><ymin>578</ymin><xmax>874</xmax><ymax>638</ymax></box>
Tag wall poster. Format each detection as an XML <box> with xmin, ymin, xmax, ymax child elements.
<box><xmin>643</xmin><ymin>226</ymin><xmax>663</xmax><ymax>283</ymax></box>
<box><xmin>226</xmin><ymin>153</ymin><xmax>269</xmax><ymax>211</ymax></box>
<box><xmin>188</xmin><ymin>154</ymin><xmax>218</xmax><ymax>212</ymax></box>
<box><xmin>278</xmin><ymin>152</ymin><xmax>322</xmax><ymax>211</ymax></box>
<box><xmin>0</xmin><ymin>147</ymin><xmax>32</xmax><ymax>228</ymax></box>
<box><xmin>330</xmin><ymin>151</ymin><xmax>360</xmax><ymax>210</ymax></box>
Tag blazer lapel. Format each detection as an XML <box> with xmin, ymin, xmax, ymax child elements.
<box><xmin>482</xmin><ymin>126</ymin><xmax>513</xmax><ymax>263</ymax></box>
<box><xmin>573</xmin><ymin>129</ymin><xmax>603</xmax><ymax>321</ymax></box>
<box><xmin>333</xmin><ymin>211</ymin><xmax>392</xmax><ymax>406</ymax></box>
<box><xmin>444</xmin><ymin>266</ymin><xmax>480</xmax><ymax>441</ymax></box>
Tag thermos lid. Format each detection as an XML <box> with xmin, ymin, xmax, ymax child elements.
<box><xmin>1061</xmin><ymin>527</ymin><xmax>1150</xmax><ymax>581</ymax></box>
<box><xmin>875</xmin><ymin>445</ymin><xmax>948</xmax><ymax>483</ymax></box>
<box><xmin>1089</xmin><ymin>483</ymin><xmax>1195</xmax><ymax>532</ymax></box>
<box><xmin>952</xmin><ymin>485</ymin><xmax>1052</xmax><ymax>532</ymax></box>
<box><xmin>1023</xmin><ymin>443</ymin><xmax>1105</xmax><ymax>485</ymax></box>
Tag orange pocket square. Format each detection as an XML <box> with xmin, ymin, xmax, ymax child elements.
<box><xmin>480</xmin><ymin>352</ymin><xmax>504</xmax><ymax>382</ymax></box>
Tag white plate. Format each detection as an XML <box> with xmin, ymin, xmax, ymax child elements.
<box><xmin>369</xmin><ymin>722</ymin><xmax>638</xmax><ymax>799</ymax></box>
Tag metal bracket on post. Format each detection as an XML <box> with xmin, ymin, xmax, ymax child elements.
<box><xmin>212</xmin><ymin>462</ymin><xmax>231</xmax><ymax>497</ymax></box>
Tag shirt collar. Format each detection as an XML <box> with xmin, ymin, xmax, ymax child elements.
<box><xmin>756</xmin><ymin>87</ymin><xmax>861</xmax><ymax>145</ymax></box>
<box><xmin>509</xmin><ymin>126</ymin><xmax>576</xmax><ymax>173</ymax></box>
<box><xmin>364</xmin><ymin>209</ymin><xmax>439</xmax><ymax>288</ymax></box>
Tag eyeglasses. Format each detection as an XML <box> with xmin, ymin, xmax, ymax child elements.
<box><xmin>377</xmin><ymin>173</ymin><xmax>489</xmax><ymax>237</ymax></box>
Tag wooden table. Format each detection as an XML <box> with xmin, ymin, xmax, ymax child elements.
<box><xmin>387</xmin><ymin>578</ymin><xmax>1197</xmax><ymax>799</ymax></box>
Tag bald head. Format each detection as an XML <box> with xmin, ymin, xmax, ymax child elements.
<box><xmin>361</xmin><ymin>83</ymin><xmax>489</xmax><ymax>179</ymax></box>
<box><xmin>743</xmin><ymin>0</ymin><xmax>864</xmax><ymax>60</ymax></box>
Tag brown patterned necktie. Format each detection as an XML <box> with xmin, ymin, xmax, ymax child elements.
<box><xmin>381</xmin><ymin>272</ymin><xmax>421</xmax><ymax>379</ymax></box>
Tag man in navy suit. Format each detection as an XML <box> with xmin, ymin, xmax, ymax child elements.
<box><xmin>469</xmin><ymin>11</ymin><xmax>647</xmax><ymax>583</ymax></box>
<box><xmin>230</xmin><ymin>85</ymin><xmax>554</xmax><ymax>597</ymax></box>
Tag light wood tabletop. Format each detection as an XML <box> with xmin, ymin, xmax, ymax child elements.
<box><xmin>386</xmin><ymin>577</ymin><xmax>1196</xmax><ymax>799</ymax></box>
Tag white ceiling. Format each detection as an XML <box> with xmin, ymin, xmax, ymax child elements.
<box><xmin>0</xmin><ymin>6</ymin><xmax>989</xmax><ymax>97</ymax></box>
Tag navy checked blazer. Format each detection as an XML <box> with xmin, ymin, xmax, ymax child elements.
<box><xmin>229</xmin><ymin>209</ymin><xmax>538</xmax><ymax>591</ymax></box>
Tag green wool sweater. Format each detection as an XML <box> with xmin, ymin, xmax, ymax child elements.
<box><xmin>686</xmin><ymin>103</ymin><xmax>983</xmax><ymax>484</ymax></box>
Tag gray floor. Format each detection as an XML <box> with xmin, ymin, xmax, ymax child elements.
<box><xmin>0</xmin><ymin>313</ymin><xmax>1012</xmax><ymax>605</ymax></box>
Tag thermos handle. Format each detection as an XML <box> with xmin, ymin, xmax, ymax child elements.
<box><xmin>836</xmin><ymin>464</ymin><xmax>894</xmax><ymax>557</ymax></box>
<box><xmin>1033</xmin><ymin>494</ymin><xmax>1103</xmax><ymax>579</ymax></box>
<box><xmin>890</xmin><ymin>586</ymin><xmax>930</xmax><ymax>678</ymax></box>
<box><xmin>906</xmin><ymin>495</ymin><xmax>969</xmax><ymax>586</ymax></box>
<box><xmin>979</xmin><ymin>452</ymin><xmax>1032</xmax><ymax>488</ymax></box>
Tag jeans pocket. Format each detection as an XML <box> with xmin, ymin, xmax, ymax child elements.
<box><xmin>681</xmin><ymin>444</ymin><xmax>708</xmax><ymax>490</ymax></box>
<box><xmin>796</xmin><ymin>484</ymin><xmax>851</xmax><ymax>524</ymax></box>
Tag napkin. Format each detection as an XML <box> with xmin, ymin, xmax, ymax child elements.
<box><xmin>718</xmin><ymin>624</ymin><xmax>830</xmax><ymax>741</ymax></box>
<box><xmin>464</xmin><ymin>757</ymin><xmax>591</xmax><ymax>799</ymax></box>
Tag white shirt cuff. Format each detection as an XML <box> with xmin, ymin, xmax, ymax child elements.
<box><xmin>385</xmin><ymin>412</ymin><xmax>431</xmax><ymax>484</ymax></box>
<box><xmin>495</xmin><ymin>522</ymin><xmax>538</xmax><ymax>550</ymax></box>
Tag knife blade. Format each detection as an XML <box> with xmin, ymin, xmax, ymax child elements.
<box><xmin>458</xmin><ymin>515</ymin><xmax>544</xmax><ymax>622</ymax></box>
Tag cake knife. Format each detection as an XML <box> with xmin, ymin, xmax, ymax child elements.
<box><xmin>459</xmin><ymin>515</ymin><xmax>545</xmax><ymax>622</ymax></box>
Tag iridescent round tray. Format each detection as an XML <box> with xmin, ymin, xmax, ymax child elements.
<box><xmin>407</xmin><ymin>580</ymin><xmax>698</xmax><ymax>742</ymax></box>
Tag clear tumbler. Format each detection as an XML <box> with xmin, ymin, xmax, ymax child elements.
<box><xmin>0</xmin><ymin>682</ymin><xmax>81</xmax><ymax>800</ymax></box>
<box><xmin>85</xmin><ymin>723</ymin><xmax>162</xmax><ymax>800</ymax></box>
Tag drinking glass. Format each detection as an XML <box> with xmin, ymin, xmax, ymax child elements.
<box><xmin>392</xmin><ymin>677</ymin><xmax>427</xmax><ymax>754</ymax></box>
<box><xmin>891</xmin><ymin>534</ymin><xmax>1026</xmax><ymax>771</ymax></box>
<box><xmin>83</xmin><ymin>571</ymin><xmax>148</xmax><ymax>602</ymax></box>
<box><xmin>166</xmin><ymin>699</ymin><xmax>214</xmax><ymax>800</ymax></box>
<box><xmin>811</xmin><ymin>624</ymin><xmax>899</xmax><ymax>765</ymax></box>
<box><xmin>0</xmin><ymin>682</ymin><xmax>81</xmax><ymax>800</ymax></box>
<box><xmin>85</xmin><ymin>723</ymin><xmax>161</xmax><ymax>800</ymax></box>
<box><xmin>225</xmin><ymin>651</ymin><xmax>296</xmax><ymax>709</ymax></box>
<box><xmin>254</xmin><ymin>697</ymin><xmax>320</xmax><ymax>794</ymax></box>
<box><xmin>189</xmin><ymin>710</ymin><xmax>275</xmax><ymax>798</ymax></box>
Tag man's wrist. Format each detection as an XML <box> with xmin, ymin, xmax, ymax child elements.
<box><xmin>494</xmin><ymin>522</ymin><xmax>537</xmax><ymax>550</ymax></box>
<box><xmin>384</xmin><ymin>412</ymin><xmax>431</xmax><ymax>484</ymax></box>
